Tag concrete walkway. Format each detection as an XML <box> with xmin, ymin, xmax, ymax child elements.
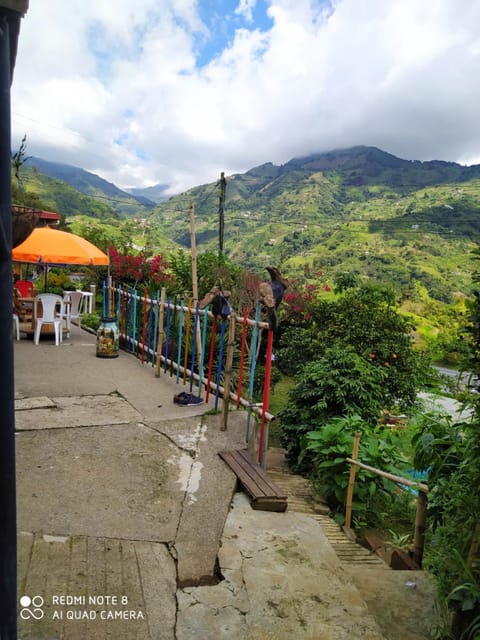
<box><xmin>14</xmin><ymin>328</ymin><xmax>439</xmax><ymax>639</ymax></box>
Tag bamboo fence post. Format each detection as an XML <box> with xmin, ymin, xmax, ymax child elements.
<box><xmin>467</xmin><ymin>522</ymin><xmax>480</xmax><ymax>570</ymax></box>
<box><xmin>155</xmin><ymin>287</ymin><xmax>166</xmax><ymax>377</ymax></box>
<box><xmin>345</xmin><ymin>431</ymin><xmax>361</xmax><ymax>529</ymax></box>
<box><xmin>221</xmin><ymin>314</ymin><xmax>236</xmax><ymax>431</ymax></box>
<box><xmin>412</xmin><ymin>490</ymin><xmax>428</xmax><ymax>567</ymax></box>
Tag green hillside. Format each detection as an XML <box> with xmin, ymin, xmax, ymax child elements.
<box><xmin>153</xmin><ymin>146</ymin><xmax>480</xmax><ymax>306</ymax></box>
<box><xmin>17</xmin><ymin>166</ymin><xmax>121</xmax><ymax>221</ymax></box>
<box><xmin>24</xmin><ymin>157</ymin><xmax>155</xmax><ymax>217</ymax></box>
<box><xmin>14</xmin><ymin>145</ymin><xmax>480</xmax><ymax>363</ymax></box>
<box><xmin>13</xmin><ymin>165</ymin><xmax>176</xmax><ymax>255</ymax></box>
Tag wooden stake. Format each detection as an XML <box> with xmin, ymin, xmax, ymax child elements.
<box><xmin>155</xmin><ymin>287</ymin><xmax>166</xmax><ymax>377</ymax></box>
<box><xmin>221</xmin><ymin>314</ymin><xmax>236</xmax><ymax>431</ymax></box>
<box><xmin>412</xmin><ymin>490</ymin><xmax>428</xmax><ymax>567</ymax></box>
<box><xmin>467</xmin><ymin>522</ymin><xmax>480</xmax><ymax>570</ymax></box>
<box><xmin>218</xmin><ymin>171</ymin><xmax>226</xmax><ymax>253</ymax></box>
<box><xmin>345</xmin><ymin>431</ymin><xmax>361</xmax><ymax>529</ymax></box>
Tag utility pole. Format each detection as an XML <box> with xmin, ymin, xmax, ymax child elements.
<box><xmin>218</xmin><ymin>171</ymin><xmax>226</xmax><ymax>254</ymax></box>
<box><xmin>0</xmin><ymin>3</ymin><xmax>28</xmax><ymax>639</ymax></box>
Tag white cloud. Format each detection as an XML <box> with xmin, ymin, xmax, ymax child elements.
<box><xmin>235</xmin><ymin>0</ymin><xmax>257</xmax><ymax>22</ymax></box>
<box><xmin>11</xmin><ymin>0</ymin><xmax>480</xmax><ymax>193</ymax></box>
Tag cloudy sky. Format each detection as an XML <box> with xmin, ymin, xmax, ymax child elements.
<box><xmin>11</xmin><ymin>0</ymin><xmax>480</xmax><ymax>194</ymax></box>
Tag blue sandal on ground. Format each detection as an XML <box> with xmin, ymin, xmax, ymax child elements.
<box><xmin>173</xmin><ymin>392</ymin><xmax>204</xmax><ymax>406</ymax></box>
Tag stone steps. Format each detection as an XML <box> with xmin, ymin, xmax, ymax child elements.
<box><xmin>266</xmin><ymin>453</ymin><xmax>388</xmax><ymax>568</ymax></box>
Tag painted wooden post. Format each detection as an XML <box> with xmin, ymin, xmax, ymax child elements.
<box><xmin>164</xmin><ymin>298</ymin><xmax>173</xmax><ymax>372</ymax></box>
<box><xmin>189</xmin><ymin>302</ymin><xmax>200</xmax><ymax>392</ymax></box>
<box><xmin>205</xmin><ymin>317</ymin><xmax>217</xmax><ymax>402</ymax></box>
<box><xmin>189</xmin><ymin>202</ymin><xmax>202</xmax><ymax>362</ymax></box>
<box><xmin>345</xmin><ymin>431</ymin><xmax>361</xmax><ymax>529</ymax></box>
<box><xmin>221</xmin><ymin>314</ymin><xmax>236</xmax><ymax>431</ymax></box>
<box><xmin>214</xmin><ymin>319</ymin><xmax>227</xmax><ymax>409</ymax></box>
<box><xmin>412</xmin><ymin>490</ymin><xmax>428</xmax><ymax>566</ymax></box>
<box><xmin>258</xmin><ymin>328</ymin><xmax>274</xmax><ymax>466</ymax></box>
<box><xmin>141</xmin><ymin>290</ymin><xmax>148</xmax><ymax>363</ymax></box>
<box><xmin>155</xmin><ymin>287</ymin><xmax>166</xmax><ymax>377</ymax></box>
<box><xmin>236</xmin><ymin>307</ymin><xmax>248</xmax><ymax>407</ymax></box>
<box><xmin>176</xmin><ymin>300</ymin><xmax>184</xmax><ymax>383</ymax></box>
<box><xmin>246</xmin><ymin>304</ymin><xmax>260</xmax><ymax>444</ymax></box>
<box><xmin>183</xmin><ymin>299</ymin><xmax>192</xmax><ymax>385</ymax></box>
<box><xmin>198</xmin><ymin>307</ymin><xmax>208</xmax><ymax>397</ymax></box>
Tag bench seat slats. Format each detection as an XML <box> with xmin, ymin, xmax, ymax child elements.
<box><xmin>219</xmin><ymin>449</ymin><xmax>288</xmax><ymax>512</ymax></box>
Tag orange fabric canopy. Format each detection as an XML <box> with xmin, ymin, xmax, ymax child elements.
<box><xmin>12</xmin><ymin>227</ymin><xmax>109</xmax><ymax>266</ymax></box>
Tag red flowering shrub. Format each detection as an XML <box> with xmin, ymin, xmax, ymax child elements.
<box><xmin>109</xmin><ymin>247</ymin><xmax>173</xmax><ymax>290</ymax></box>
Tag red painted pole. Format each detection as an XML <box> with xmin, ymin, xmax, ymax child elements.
<box><xmin>258</xmin><ymin>329</ymin><xmax>274</xmax><ymax>465</ymax></box>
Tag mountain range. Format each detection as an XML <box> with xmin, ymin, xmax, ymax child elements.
<box><xmin>16</xmin><ymin>146</ymin><xmax>480</xmax><ymax>318</ymax></box>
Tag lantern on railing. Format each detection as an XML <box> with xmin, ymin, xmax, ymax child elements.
<box><xmin>96</xmin><ymin>317</ymin><xmax>119</xmax><ymax>358</ymax></box>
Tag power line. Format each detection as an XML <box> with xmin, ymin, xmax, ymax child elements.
<box><xmin>15</xmin><ymin>178</ymin><xmax>480</xmax><ymax>239</ymax></box>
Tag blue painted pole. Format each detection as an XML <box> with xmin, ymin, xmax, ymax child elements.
<box><xmin>190</xmin><ymin>302</ymin><xmax>200</xmax><ymax>392</ymax></box>
<box><xmin>164</xmin><ymin>298</ymin><xmax>171</xmax><ymax>373</ymax></box>
<box><xmin>152</xmin><ymin>289</ymin><xmax>160</xmax><ymax>366</ymax></box>
<box><xmin>132</xmin><ymin>288</ymin><xmax>138</xmax><ymax>355</ymax></box>
<box><xmin>198</xmin><ymin>307</ymin><xmax>208</xmax><ymax>397</ymax></box>
<box><xmin>176</xmin><ymin>300</ymin><xmax>184</xmax><ymax>384</ymax></box>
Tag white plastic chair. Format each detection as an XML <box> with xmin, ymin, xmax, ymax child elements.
<box><xmin>34</xmin><ymin>294</ymin><xmax>64</xmax><ymax>346</ymax></box>
<box><xmin>63</xmin><ymin>291</ymin><xmax>84</xmax><ymax>335</ymax></box>
<box><xmin>12</xmin><ymin>314</ymin><xmax>20</xmax><ymax>341</ymax></box>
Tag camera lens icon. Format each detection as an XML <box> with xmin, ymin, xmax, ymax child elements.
<box><xmin>20</xmin><ymin>595</ymin><xmax>45</xmax><ymax>620</ymax></box>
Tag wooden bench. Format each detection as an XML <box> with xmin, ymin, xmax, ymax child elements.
<box><xmin>219</xmin><ymin>449</ymin><xmax>288</xmax><ymax>512</ymax></box>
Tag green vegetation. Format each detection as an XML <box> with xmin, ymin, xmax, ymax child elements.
<box><xmin>299</xmin><ymin>414</ymin><xmax>409</xmax><ymax>529</ymax></box>
<box><xmin>13</xmin><ymin>142</ymin><xmax>480</xmax><ymax>639</ymax></box>
<box><xmin>13</xmin><ymin>144</ymin><xmax>480</xmax><ymax>368</ymax></box>
<box><xmin>275</xmin><ymin>282</ymin><xmax>433</xmax><ymax>467</ymax></box>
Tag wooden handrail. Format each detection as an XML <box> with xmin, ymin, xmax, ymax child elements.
<box><xmin>346</xmin><ymin>458</ymin><xmax>429</xmax><ymax>493</ymax></box>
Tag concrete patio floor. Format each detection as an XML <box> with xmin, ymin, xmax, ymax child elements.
<box><xmin>13</xmin><ymin>328</ymin><xmax>440</xmax><ymax>639</ymax></box>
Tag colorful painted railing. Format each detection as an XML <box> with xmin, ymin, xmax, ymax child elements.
<box><xmin>105</xmin><ymin>283</ymin><xmax>275</xmax><ymax>465</ymax></box>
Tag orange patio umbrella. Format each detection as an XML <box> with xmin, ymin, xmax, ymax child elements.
<box><xmin>12</xmin><ymin>227</ymin><xmax>109</xmax><ymax>266</ymax></box>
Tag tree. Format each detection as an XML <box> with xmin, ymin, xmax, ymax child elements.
<box><xmin>409</xmin><ymin>255</ymin><xmax>480</xmax><ymax>640</ymax></box>
<box><xmin>168</xmin><ymin>248</ymin><xmax>241</xmax><ymax>298</ymax></box>
<box><xmin>279</xmin><ymin>344</ymin><xmax>387</xmax><ymax>468</ymax></box>
<box><xmin>277</xmin><ymin>282</ymin><xmax>431</xmax><ymax>409</ymax></box>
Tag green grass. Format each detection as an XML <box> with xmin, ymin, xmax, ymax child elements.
<box><xmin>268</xmin><ymin>376</ymin><xmax>294</xmax><ymax>446</ymax></box>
